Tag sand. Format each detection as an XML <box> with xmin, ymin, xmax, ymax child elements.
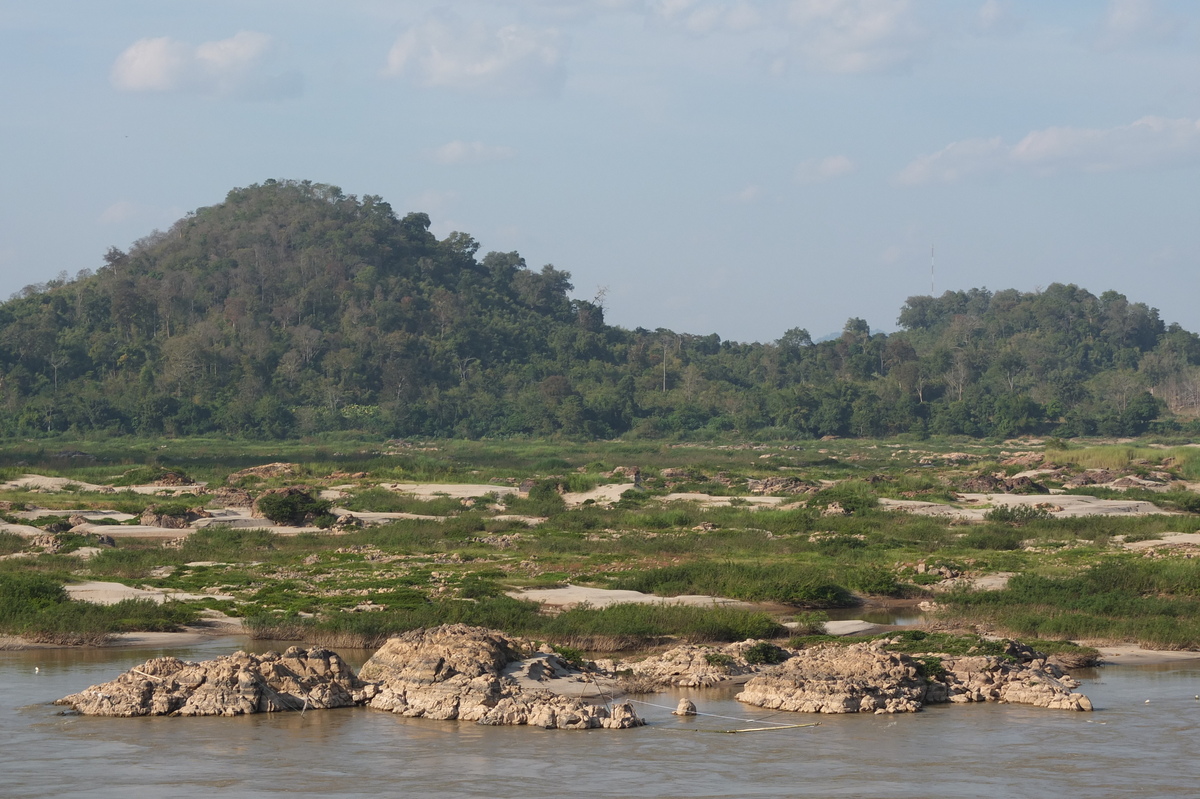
<box><xmin>1122</xmin><ymin>532</ymin><xmax>1200</xmax><ymax>551</ymax></box>
<box><xmin>379</xmin><ymin>482</ymin><xmax>518</xmax><ymax>499</ymax></box>
<box><xmin>563</xmin><ymin>483</ymin><xmax>631</xmax><ymax>506</ymax></box>
<box><xmin>65</xmin><ymin>580</ymin><xmax>234</xmax><ymax>605</ymax></box>
<box><xmin>0</xmin><ymin>474</ymin><xmax>205</xmax><ymax>496</ymax></box>
<box><xmin>508</xmin><ymin>584</ymin><xmax>758</xmax><ymax>610</ymax></box>
<box><xmin>879</xmin><ymin>493</ymin><xmax>1168</xmax><ymax>521</ymax></box>
<box><xmin>660</xmin><ymin>493</ymin><xmax>789</xmax><ymax>508</ymax></box>
<box><xmin>1094</xmin><ymin>645</ymin><xmax>1200</xmax><ymax>666</ymax></box>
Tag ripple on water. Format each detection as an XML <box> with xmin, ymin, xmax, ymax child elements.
<box><xmin>2</xmin><ymin>638</ymin><xmax>1199</xmax><ymax>798</ymax></box>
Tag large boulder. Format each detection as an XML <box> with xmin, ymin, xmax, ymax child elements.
<box><xmin>736</xmin><ymin>640</ymin><xmax>1092</xmax><ymax>715</ymax></box>
<box><xmin>360</xmin><ymin>624</ymin><xmax>643</xmax><ymax>729</ymax></box>
<box><xmin>228</xmin><ymin>462</ymin><xmax>298</xmax><ymax>484</ymax></box>
<box><xmin>736</xmin><ymin>642</ymin><xmax>928</xmax><ymax>714</ymax></box>
<box><xmin>935</xmin><ymin>651</ymin><xmax>1092</xmax><ymax>711</ymax></box>
<box><xmin>210</xmin><ymin>487</ymin><xmax>254</xmax><ymax>508</ymax></box>
<box><xmin>140</xmin><ymin>505</ymin><xmax>210</xmax><ymax>528</ymax></box>
<box><xmin>56</xmin><ymin>647</ymin><xmax>375</xmax><ymax>717</ymax></box>
<box><xmin>607</xmin><ymin>640</ymin><xmax>783</xmax><ymax>689</ymax></box>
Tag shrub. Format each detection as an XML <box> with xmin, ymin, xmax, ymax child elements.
<box><xmin>551</xmin><ymin>644</ymin><xmax>585</xmax><ymax>668</ymax></box>
<box><xmin>704</xmin><ymin>652</ymin><xmax>735</xmax><ymax>667</ymax></box>
<box><xmin>789</xmin><ymin>610</ymin><xmax>829</xmax><ymax>635</ymax></box>
<box><xmin>743</xmin><ymin>641</ymin><xmax>789</xmax><ymax>665</ymax></box>
<box><xmin>256</xmin><ymin>490</ymin><xmax>333</xmax><ymax>526</ymax></box>
<box><xmin>983</xmin><ymin>505</ymin><xmax>1051</xmax><ymax>524</ymax></box>
<box><xmin>915</xmin><ymin>655</ymin><xmax>945</xmax><ymax>680</ymax></box>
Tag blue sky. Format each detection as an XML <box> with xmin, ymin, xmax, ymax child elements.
<box><xmin>2</xmin><ymin>1</ymin><xmax>1198</xmax><ymax>342</ymax></box>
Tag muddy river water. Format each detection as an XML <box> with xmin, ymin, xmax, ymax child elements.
<box><xmin>2</xmin><ymin>638</ymin><xmax>1198</xmax><ymax>798</ymax></box>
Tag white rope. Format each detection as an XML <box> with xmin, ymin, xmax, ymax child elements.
<box><xmin>625</xmin><ymin>698</ymin><xmax>806</xmax><ymax>727</ymax></box>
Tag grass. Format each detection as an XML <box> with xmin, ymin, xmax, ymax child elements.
<box><xmin>607</xmin><ymin>561</ymin><xmax>858</xmax><ymax>606</ymax></box>
<box><xmin>245</xmin><ymin>596</ymin><xmax>785</xmax><ymax>650</ymax></box>
<box><xmin>1061</xmin><ymin>444</ymin><xmax>1200</xmax><ymax>480</ymax></box>
<box><xmin>341</xmin><ymin>488</ymin><xmax>468</xmax><ymax>515</ymax></box>
<box><xmin>0</xmin><ymin>571</ymin><xmax>198</xmax><ymax>644</ymax></box>
<box><xmin>940</xmin><ymin>557</ymin><xmax>1200</xmax><ymax>648</ymax></box>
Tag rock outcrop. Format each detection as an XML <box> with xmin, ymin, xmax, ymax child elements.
<box><xmin>210</xmin><ymin>487</ymin><xmax>254</xmax><ymax>507</ymax></box>
<box><xmin>607</xmin><ymin>641</ymin><xmax>775</xmax><ymax>689</ymax></box>
<box><xmin>736</xmin><ymin>642</ymin><xmax>928</xmax><ymax>714</ymax></box>
<box><xmin>228</xmin><ymin>462</ymin><xmax>298</xmax><ymax>483</ymax></box>
<box><xmin>56</xmin><ymin>647</ymin><xmax>374</xmax><ymax>717</ymax></box>
<box><xmin>746</xmin><ymin>476</ymin><xmax>818</xmax><ymax>495</ymax></box>
<box><xmin>360</xmin><ymin>624</ymin><xmax>643</xmax><ymax>729</ymax></box>
<box><xmin>960</xmin><ymin>475</ymin><xmax>1048</xmax><ymax>494</ymax></box>
<box><xmin>931</xmin><ymin>640</ymin><xmax>1092</xmax><ymax>710</ymax></box>
<box><xmin>140</xmin><ymin>505</ymin><xmax>211</xmax><ymax>528</ymax></box>
<box><xmin>736</xmin><ymin>641</ymin><xmax>1092</xmax><ymax>715</ymax></box>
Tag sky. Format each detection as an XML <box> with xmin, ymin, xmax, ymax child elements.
<box><xmin>1</xmin><ymin>0</ymin><xmax>1198</xmax><ymax>343</ymax></box>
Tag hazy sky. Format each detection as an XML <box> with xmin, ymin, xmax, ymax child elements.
<box><xmin>2</xmin><ymin>1</ymin><xmax>1198</xmax><ymax>342</ymax></box>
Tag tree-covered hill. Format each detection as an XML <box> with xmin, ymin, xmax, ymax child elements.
<box><xmin>3</xmin><ymin>179</ymin><xmax>1199</xmax><ymax>440</ymax></box>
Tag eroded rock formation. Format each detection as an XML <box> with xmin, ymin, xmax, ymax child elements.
<box><xmin>360</xmin><ymin>624</ymin><xmax>643</xmax><ymax>729</ymax></box>
<box><xmin>736</xmin><ymin>640</ymin><xmax>1092</xmax><ymax>715</ymax></box>
<box><xmin>56</xmin><ymin>647</ymin><xmax>374</xmax><ymax>717</ymax></box>
<box><xmin>736</xmin><ymin>642</ymin><xmax>928</xmax><ymax>713</ymax></box>
<box><xmin>605</xmin><ymin>640</ymin><xmax>774</xmax><ymax>689</ymax></box>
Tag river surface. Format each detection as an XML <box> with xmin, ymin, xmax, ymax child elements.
<box><xmin>3</xmin><ymin>637</ymin><xmax>1199</xmax><ymax>798</ymax></box>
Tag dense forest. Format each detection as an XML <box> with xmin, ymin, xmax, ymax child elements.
<box><xmin>3</xmin><ymin>179</ymin><xmax>1200</xmax><ymax>440</ymax></box>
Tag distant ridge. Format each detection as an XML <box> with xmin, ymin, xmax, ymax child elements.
<box><xmin>1</xmin><ymin>179</ymin><xmax>1197</xmax><ymax>440</ymax></box>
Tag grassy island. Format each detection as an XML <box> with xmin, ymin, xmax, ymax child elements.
<box><xmin>2</xmin><ymin>435</ymin><xmax>1199</xmax><ymax>654</ymax></box>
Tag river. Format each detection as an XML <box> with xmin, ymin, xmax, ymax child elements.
<box><xmin>2</xmin><ymin>637</ymin><xmax>1198</xmax><ymax>798</ymax></box>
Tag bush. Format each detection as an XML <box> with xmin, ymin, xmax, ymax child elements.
<box><xmin>810</xmin><ymin>482</ymin><xmax>878</xmax><ymax>515</ymax></box>
<box><xmin>704</xmin><ymin>652</ymin><xmax>735</xmax><ymax>667</ymax></box>
<box><xmin>789</xmin><ymin>610</ymin><xmax>829</xmax><ymax>635</ymax></box>
<box><xmin>256</xmin><ymin>490</ymin><xmax>333</xmax><ymax>526</ymax></box>
<box><xmin>551</xmin><ymin>644</ymin><xmax>585</xmax><ymax>668</ymax></box>
<box><xmin>983</xmin><ymin>505</ymin><xmax>1051</xmax><ymax>525</ymax></box>
<box><xmin>743</xmin><ymin>641</ymin><xmax>789</xmax><ymax>665</ymax></box>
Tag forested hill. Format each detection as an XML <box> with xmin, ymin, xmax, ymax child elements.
<box><xmin>3</xmin><ymin>179</ymin><xmax>1200</xmax><ymax>440</ymax></box>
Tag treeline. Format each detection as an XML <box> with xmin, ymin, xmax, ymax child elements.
<box><xmin>2</xmin><ymin>178</ymin><xmax>1199</xmax><ymax>440</ymax></box>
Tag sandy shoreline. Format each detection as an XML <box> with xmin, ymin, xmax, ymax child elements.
<box><xmin>1093</xmin><ymin>645</ymin><xmax>1200</xmax><ymax>666</ymax></box>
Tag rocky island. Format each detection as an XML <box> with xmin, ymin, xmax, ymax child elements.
<box><xmin>56</xmin><ymin>625</ymin><xmax>1091</xmax><ymax>726</ymax></box>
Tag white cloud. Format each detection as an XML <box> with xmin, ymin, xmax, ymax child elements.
<box><xmin>646</xmin><ymin>0</ymin><xmax>924</xmax><ymax>73</ymax></box>
<box><xmin>98</xmin><ymin>200</ymin><xmax>141</xmax><ymax>224</ymax></box>
<box><xmin>786</xmin><ymin>0</ymin><xmax>926</xmax><ymax>74</ymax></box>
<box><xmin>651</xmin><ymin>0</ymin><xmax>764</xmax><ymax>34</ymax></box>
<box><xmin>385</xmin><ymin>15</ymin><xmax>565</xmax><ymax>96</ymax></box>
<box><xmin>974</xmin><ymin>0</ymin><xmax>1023</xmax><ymax>37</ymax></box>
<box><xmin>409</xmin><ymin>190</ymin><xmax>459</xmax><ymax>216</ymax></box>
<box><xmin>732</xmin><ymin>184</ymin><xmax>762</xmax><ymax>203</ymax></box>
<box><xmin>897</xmin><ymin>116</ymin><xmax>1200</xmax><ymax>184</ymax></box>
<box><xmin>796</xmin><ymin>154</ymin><xmax>856</xmax><ymax>183</ymax></box>
<box><xmin>111</xmin><ymin>32</ymin><xmax>301</xmax><ymax>99</ymax></box>
<box><xmin>431</xmin><ymin>141</ymin><xmax>517</xmax><ymax>165</ymax></box>
<box><xmin>97</xmin><ymin>200</ymin><xmax>185</xmax><ymax>228</ymax></box>
<box><xmin>1099</xmin><ymin>0</ymin><xmax>1178</xmax><ymax>48</ymax></box>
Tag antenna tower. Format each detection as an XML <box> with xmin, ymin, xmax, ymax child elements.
<box><xmin>930</xmin><ymin>244</ymin><xmax>935</xmax><ymax>296</ymax></box>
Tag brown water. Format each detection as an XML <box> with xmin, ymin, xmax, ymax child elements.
<box><xmin>3</xmin><ymin>638</ymin><xmax>1199</xmax><ymax>798</ymax></box>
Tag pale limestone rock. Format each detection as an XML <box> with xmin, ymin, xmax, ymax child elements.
<box><xmin>735</xmin><ymin>640</ymin><xmax>1093</xmax><ymax>715</ymax></box>
<box><xmin>56</xmin><ymin>647</ymin><xmax>374</xmax><ymax>717</ymax></box>
<box><xmin>361</xmin><ymin>624</ymin><xmax>643</xmax><ymax>730</ymax></box>
<box><xmin>673</xmin><ymin>698</ymin><xmax>698</xmax><ymax>716</ymax></box>
<box><xmin>616</xmin><ymin>640</ymin><xmax>785</xmax><ymax>689</ymax></box>
<box><xmin>737</xmin><ymin>643</ymin><xmax>926</xmax><ymax>714</ymax></box>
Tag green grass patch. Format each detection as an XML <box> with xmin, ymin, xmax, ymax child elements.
<box><xmin>607</xmin><ymin>561</ymin><xmax>856</xmax><ymax>607</ymax></box>
<box><xmin>0</xmin><ymin>571</ymin><xmax>197</xmax><ymax>644</ymax></box>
